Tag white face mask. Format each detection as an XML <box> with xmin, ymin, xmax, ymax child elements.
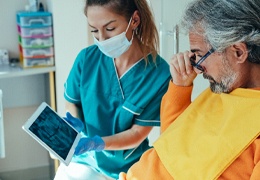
<box><xmin>93</xmin><ymin>17</ymin><xmax>134</xmax><ymax>58</ymax></box>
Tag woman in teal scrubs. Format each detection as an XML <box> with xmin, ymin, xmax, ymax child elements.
<box><xmin>54</xmin><ymin>0</ymin><xmax>171</xmax><ymax>179</ymax></box>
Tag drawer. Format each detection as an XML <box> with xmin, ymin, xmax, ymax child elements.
<box><xmin>19</xmin><ymin>45</ymin><xmax>54</xmax><ymax>58</ymax></box>
<box><xmin>19</xmin><ymin>36</ymin><xmax>53</xmax><ymax>48</ymax></box>
<box><xmin>17</xmin><ymin>11</ymin><xmax>52</xmax><ymax>27</ymax></box>
<box><xmin>20</xmin><ymin>56</ymin><xmax>54</xmax><ymax>68</ymax></box>
<box><xmin>18</xmin><ymin>26</ymin><xmax>52</xmax><ymax>38</ymax></box>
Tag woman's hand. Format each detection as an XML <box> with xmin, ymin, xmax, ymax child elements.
<box><xmin>74</xmin><ymin>135</ymin><xmax>105</xmax><ymax>155</ymax></box>
<box><xmin>64</xmin><ymin>112</ymin><xmax>84</xmax><ymax>132</ymax></box>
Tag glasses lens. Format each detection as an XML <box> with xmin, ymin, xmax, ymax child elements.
<box><xmin>196</xmin><ymin>64</ymin><xmax>204</xmax><ymax>72</ymax></box>
<box><xmin>190</xmin><ymin>55</ymin><xmax>204</xmax><ymax>72</ymax></box>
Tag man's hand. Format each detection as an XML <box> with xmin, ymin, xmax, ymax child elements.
<box><xmin>169</xmin><ymin>51</ymin><xmax>197</xmax><ymax>87</ymax></box>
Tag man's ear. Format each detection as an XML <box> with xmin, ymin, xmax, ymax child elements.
<box><xmin>230</xmin><ymin>43</ymin><xmax>248</xmax><ymax>64</ymax></box>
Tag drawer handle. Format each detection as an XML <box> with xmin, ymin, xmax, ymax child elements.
<box><xmin>28</xmin><ymin>19</ymin><xmax>46</xmax><ymax>25</ymax></box>
<box><xmin>30</xmin><ymin>29</ymin><xmax>47</xmax><ymax>36</ymax></box>
<box><xmin>32</xmin><ymin>49</ymin><xmax>49</xmax><ymax>55</ymax></box>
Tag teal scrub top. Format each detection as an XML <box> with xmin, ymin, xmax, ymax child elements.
<box><xmin>64</xmin><ymin>45</ymin><xmax>171</xmax><ymax>179</ymax></box>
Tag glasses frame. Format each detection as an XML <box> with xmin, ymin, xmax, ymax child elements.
<box><xmin>190</xmin><ymin>48</ymin><xmax>215</xmax><ymax>72</ymax></box>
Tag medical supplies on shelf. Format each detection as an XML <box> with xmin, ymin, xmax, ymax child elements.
<box><xmin>16</xmin><ymin>11</ymin><xmax>54</xmax><ymax>68</ymax></box>
<box><xmin>0</xmin><ymin>49</ymin><xmax>9</xmax><ymax>65</ymax></box>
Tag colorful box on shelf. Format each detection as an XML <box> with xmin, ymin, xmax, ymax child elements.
<box><xmin>18</xmin><ymin>26</ymin><xmax>52</xmax><ymax>38</ymax></box>
<box><xmin>19</xmin><ymin>36</ymin><xmax>53</xmax><ymax>48</ymax></box>
<box><xmin>19</xmin><ymin>54</ymin><xmax>54</xmax><ymax>68</ymax></box>
<box><xmin>16</xmin><ymin>11</ymin><xmax>54</xmax><ymax>68</ymax></box>
<box><xmin>19</xmin><ymin>45</ymin><xmax>54</xmax><ymax>59</ymax></box>
<box><xmin>16</xmin><ymin>11</ymin><xmax>52</xmax><ymax>27</ymax></box>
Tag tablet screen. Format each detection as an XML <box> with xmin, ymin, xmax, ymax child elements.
<box><xmin>23</xmin><ymin>102</ymin><xmax>81</xmax><ymax>165</ymax></box>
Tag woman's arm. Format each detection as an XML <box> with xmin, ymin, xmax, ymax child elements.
<box><xmin>65</xmin><ymin>100</ymin><xmax>153</xmax><ymax>150</ymax></box>
<box><xmin>103</xmin><ymin>124</ymin><xmax>153</xmax><ymax>150</ymax></box>
<box><xmin>65</xmin><ymin>101</ymin><xmax>84</xmax><ymax>120</ymax></box>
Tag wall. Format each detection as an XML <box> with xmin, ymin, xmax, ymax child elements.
<box><xmin>48</xmin><ymin>0</ymin><xmax>89</xmax><ymax>116</ymax></box>
<box><xmin>150</xmin><ymin>0</ymin><xmax>209</xmax><ymax>101</ymax></box>
<box><xmin>148</xmin><ymin>0</ymin><xmax>209</xmax><ymax>143</ymax></box>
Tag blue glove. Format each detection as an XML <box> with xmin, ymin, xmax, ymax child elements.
<box><xmin>64</xmin><ymin>112</ymin><xmax>84</xmax><ymax>132</ymax></box>
<box><xmin>74</xmin><ymin>135</ymin><xmax>105</xmax><ymax>155</ymax></box>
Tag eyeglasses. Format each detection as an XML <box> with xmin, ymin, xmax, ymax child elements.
<box><xmin>190</xmin><ymin>48</ymin><xmax>215</xmax><ymax>72</ymax></box>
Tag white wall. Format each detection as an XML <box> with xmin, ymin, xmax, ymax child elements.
<box><xmin>0</xmin><ymin>0</ymin><xmax>26</xmax><ymax>58</ymax></box>
<box><xmin>0</xmin><ymin>0</ymin><xmax>47</xmax><ymax>58</ymax></box>
<box><xmin>48</xmin><ymin>0</ymin><xmax>89</xmax><ymax>116</ymax></box>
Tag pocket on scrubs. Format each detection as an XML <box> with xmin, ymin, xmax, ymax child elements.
<box><xmin>117</xmin><ymin>101</ymin><xmax>144</xmax><ymax>130</ymax></box>
<box><xmin>122</xmin><ymin>101</ymin><xmax>144</xmax><ymax>116</ymax></box>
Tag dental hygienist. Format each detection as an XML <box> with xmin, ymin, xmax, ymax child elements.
<box><xmin>54</xmin><ymin>0</ymin><xmax>171</xmax><ymax>179</ymax></box>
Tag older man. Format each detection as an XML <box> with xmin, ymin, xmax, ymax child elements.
<box><xmin>119</xmin><ymin>0</ymin><xmax>260</xmax><ymax>179</ymax></box>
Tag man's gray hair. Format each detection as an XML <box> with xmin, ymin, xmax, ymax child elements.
<box><xmin>181</xmin><ymin>0</ymin><xmax>260</xmax><ymax>64</ymax></box>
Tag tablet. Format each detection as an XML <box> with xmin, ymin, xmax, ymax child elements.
<box><xmin>22</xmin><ymin>102</ymin><xmax>81</xmax><ymax>166</ymax></box>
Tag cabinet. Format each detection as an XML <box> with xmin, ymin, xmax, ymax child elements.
<box><xmin>0</xmin><ymin>65</ymin><xmax>56</xmax><ymax>179</ymax></box>
<box><xmin>16</xmin><ymin>11</ymin><xmax>54</xmax><ymax>68</ymax></box>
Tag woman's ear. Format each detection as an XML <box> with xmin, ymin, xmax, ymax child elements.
<box><xmin>131</xmin><ymin>10</ymin><xmax>140</xmax><ymax>29</ymax></box>
<box><xmin>231</xmin><ymin>43</ymin><xmax>248</xmax><ymax>64</ymax></box>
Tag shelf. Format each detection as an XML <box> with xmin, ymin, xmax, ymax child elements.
<box><xmin>0</xmin><ymin>64</ymin><xmax>56</xmax><ymax>108</ymax></box>
<box><xmin>0</xmin><ymin>64</ymin><xmax>55</xmax><ymax>79</ymax></box>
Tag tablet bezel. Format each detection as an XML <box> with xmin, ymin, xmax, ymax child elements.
<box><xmin>22</xmin><ymin>102</ymin><xmax>81</xmax><ymax>166</ymax></box>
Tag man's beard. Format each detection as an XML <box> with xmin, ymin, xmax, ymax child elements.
<box><xmin>202</xmin><ymin>57</ymin><xmax>237</xmax><ymax>94</ymax></box>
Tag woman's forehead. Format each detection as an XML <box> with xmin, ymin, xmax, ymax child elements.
<box><xmin>87</xmin><ymin>6</ymin><xmax>125</xmax><ymax>26</ymax></box>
